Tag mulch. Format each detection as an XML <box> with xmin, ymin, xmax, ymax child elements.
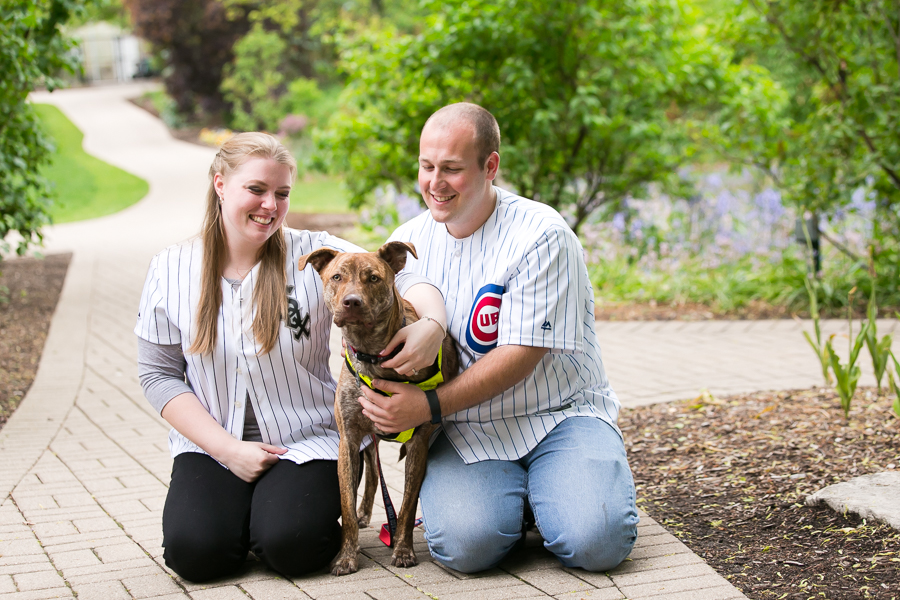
<box><xmin>0</xmin><ymin>253</ymin><xmax>71</xmax><ymax>429</ymax></box>
<box><xmin>621</xmin><ymin>388</ymin><xmax>900</xmax><ymax>599</ymax></box>
<box><xmin>2</xmin><ymin>241</ymin><xmax>899</xmax><ymax>599</ymax></box>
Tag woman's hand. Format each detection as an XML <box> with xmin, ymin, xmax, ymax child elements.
<box><xmin>219</xmin><ymin>440</ymin><xmax>287</xmax><ymax>483</ymax></box>
<box><xmin>380</xmin><ymin>317</ymin><xmax>445</xmax><ymax>377</ymax></box>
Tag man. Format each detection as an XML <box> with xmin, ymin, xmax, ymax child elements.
<box><xmin>358</xmin><ymin>102</ymin><xmax>638</xmax><ymax>573</ymax></box>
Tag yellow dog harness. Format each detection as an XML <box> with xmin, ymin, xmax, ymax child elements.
<box><xmin>345</xmin><ymin>345</ymin><xmax>444</xmax><ymax>443</ymax></box>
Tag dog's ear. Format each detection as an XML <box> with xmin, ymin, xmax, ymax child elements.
<box><xmin>377</xmin><ymin>242</ymin><xmax>417</xmax><ymax>274</ymax></box>
<box><xmin>299</xmin><ymin>248</ymin><xmax>339</xmax><ymax>274</ymax></box>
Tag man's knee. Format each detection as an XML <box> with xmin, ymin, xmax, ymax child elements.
<box><xmin>426</xmin><ymin>524</ymin><xmax>520</xmax><ymax>573</ymax></box>
<box><xmin>163</xmin><ymin>527</ymin><xmax>246</xmax><ymax>582</ymax></box>
<box><xmin>542</xmin><ymin>509</ymin><xmax>637</xmax><ymax>572</ymax></box>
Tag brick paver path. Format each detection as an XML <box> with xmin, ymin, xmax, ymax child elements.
<box><xmin>8</xmin><ymin>82</ymin><xmax>895</xmax><ymax>599</ymax></box>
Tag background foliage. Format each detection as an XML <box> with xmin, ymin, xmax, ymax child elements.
<box><xmin>322</xmin><ymin>0</ymin><xmax>785</xmax><ymax>233</ymax></box>
<box><xmin>0</xmin><ymin>0</ymin><xmax>84</xmax><ymax>256</ymax></box>
<box><xmin>123</xmin><ymin>0</ymin><xmax>249</xmax><ymax>119</ymax></box>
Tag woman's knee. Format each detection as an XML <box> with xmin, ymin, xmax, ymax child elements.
<box><xmin>163</xmin><ymin>526</ymin><xmax>247</xmax><ymax>582</ymax></box>
<box><xmin>251</xmin><ymin>517</ymin><xmax>341</xmax><ymax>576</ymax></box>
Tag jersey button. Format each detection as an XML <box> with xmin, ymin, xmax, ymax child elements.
<box><xmin>235</xmin><ymin>400</ymin><xmax>243</xmax><ymax>408</ymax></box>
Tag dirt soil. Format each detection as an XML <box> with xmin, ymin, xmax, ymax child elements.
<box><xmin>0</xmin><ymin>253</ymin><xmax>71</xmax><ymax>429</ymax></box>
<box><xmin>621</xmin><ymin>388</ymin><xmax>900</xmax><ymax>600</ymax></box>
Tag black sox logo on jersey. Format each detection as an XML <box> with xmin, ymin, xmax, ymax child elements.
<box><xmin>286</xmin><ymin>285</ymin><xmax>311</xmax><ymax>340</ymax></box>
<box><xmin>466</xmin><ymin>283</ymin><xmax>503</xmax><ymax>354</ymax></box>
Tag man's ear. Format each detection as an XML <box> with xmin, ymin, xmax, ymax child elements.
<box><xmin>485</xmin><ymin>152</ymin><xmax>500</xmax><ymax>181</ymax></box>
<box><xmin>298</xmin><ymin>248</ymin><xmax>339</xmax><ymax>273</ymax></box>
<box><xmin>377</xmin><ymin>242</ymin><xmax>417</xmax><ymax>274</ymax></box>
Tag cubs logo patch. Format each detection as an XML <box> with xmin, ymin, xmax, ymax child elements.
<box><xmin>466</xmin><ymin>283</ymin><xmax>503</xmax><ymax>354</ymax></box>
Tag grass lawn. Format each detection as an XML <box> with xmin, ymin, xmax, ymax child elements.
<box><xmin>289</xmin><ymin>173</ymin><xmax>351</xmax><ymax>213</ymax></box>
<box><xmin>33</xmin><ymin>103</ymin><xmax>149</xmax><ymax>223</ymax></box>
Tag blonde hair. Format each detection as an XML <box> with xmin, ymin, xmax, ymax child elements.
<box><xmin>189</xmin><ymin>132</ymin><xmax>297</xmax><ymax>356</ymax></box>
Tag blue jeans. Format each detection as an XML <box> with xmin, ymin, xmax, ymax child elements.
<box><xmin>420</xmin><ymin>417</ymin><xmax>639</xmax><ymax>573</ymax></box>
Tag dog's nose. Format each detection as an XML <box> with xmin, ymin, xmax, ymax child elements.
<box><xmin>342</xmin><ymin>295</ymin><xmax>362</xmax><ymax>309</ymax></box>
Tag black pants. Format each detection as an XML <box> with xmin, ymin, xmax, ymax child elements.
<box><xmin>162</xmin><ymin>452</ymin><xmax>342</xmax><ymax>582</ymax></box>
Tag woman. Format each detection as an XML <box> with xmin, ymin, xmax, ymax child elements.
<box><xmin>135</xmin><ymin>133</ymin><xmax>446</xmax><ymax>582</ymax></box>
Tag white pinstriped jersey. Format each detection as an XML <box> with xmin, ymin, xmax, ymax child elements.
<box><xmin>390</xmin><ymin>186</ymin><xmax>621</xmax><ymax>464</ymax></box>
<box><xmin>134</xmin><ymin>229</ymin><xmax>362</xmax><ymax>465</ymax></box>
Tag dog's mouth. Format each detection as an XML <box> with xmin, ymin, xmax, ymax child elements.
<box><xmin>332</xmin><ymin>312</ymin><xmax>374</xmax><ymax>329</ymax></box>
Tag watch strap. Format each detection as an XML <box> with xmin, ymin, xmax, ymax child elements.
<box><xmin>424</xmin><ymin>389</ymin><xmax>441</xmax><ymax>424</ymax></box>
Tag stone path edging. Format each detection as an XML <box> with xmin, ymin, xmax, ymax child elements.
<box><xmin>0</xmin><ymin>250</ymin><xmax>94</xmax><ymax>501</ymax></box>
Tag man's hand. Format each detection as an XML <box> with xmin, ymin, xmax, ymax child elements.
<box><xmin>219</xmin><ymin>440</ymin><xmax>287</xmax><ymax>483</ymax></box>
<box><xmin>359</xmin><ymin>380</ymin><xmax>431</xmax><ymax>433</ymax></box>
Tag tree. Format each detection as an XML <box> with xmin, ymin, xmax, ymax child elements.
<box><xmin>705</xmin><ymin>0</ymin><xmax>900</xmax><ymax>298</ymax></box>
<box><xmin>123</xmin><ymin>0</ymin><xmax>250</xmax><ymax>119</ymax></box>
<box><xmin>322</xmin><ymin>0</ymin><xmax>782</xmax><ymax>232</ymax></box>
<box><xmin>1</xmin><ymin>0</ymin><xmax>83</xmax><ymax>256</ymax></box>
<box><xmin>219</xmin><ymin>0</ymin><xmax>424</xmax><ymax>133</ymax></box>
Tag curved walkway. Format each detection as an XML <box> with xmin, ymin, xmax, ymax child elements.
<box><xmin>4</xmin><ymin>82</ymin><xmax>894</xmax><ymax>600</ymax></box>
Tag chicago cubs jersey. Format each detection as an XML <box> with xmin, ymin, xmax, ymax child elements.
<box><xmin>134</xmin><ymin>229</ymin><xmax>362</xmax><ymax>465</ymax></box>
<box><xmin>389</xmin><ymin>187</ymin><xmax>621</xmax><ymax>464</ymax></box>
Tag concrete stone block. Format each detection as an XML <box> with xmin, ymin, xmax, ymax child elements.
<box><xmin>13</xmin><ymin>570</ymin><xmax>67</xmax><ymax>592</ymax></box>
<box><xmin>604</xmin><ymin>552</ymin><xmax>703</xmax><ymax>577</ymax></box>
<box><xmin>610</xmin><ymin>562</ymin><xmax>718</xmax><ymax>587</ymax></box>
<box><xmin>0</xmin><ymin>586</ymin><xmax>74</xmax><ymax>598</ymax></box>
<box><xmin>553</xmin><ymin>589</ymin><xmax>625</xmax><ymax>600</ymax></box>
<box><xmin>626</xmin><ymin>541</ymin><xmax>690</xmax><ymax>561</ymax></box>
<box><xmin>632</xmin><ymin>532</ymin><xmax>674</xmax><ymax>548</ymax></box>
<box><xmin>65</xmin><ymin>563</ymin><xmax>160</xmax><ymax>585</ymax></box>
<box><xmin>382</xmin><ymin>560</ymin><xmax>458</xmax><ymax>585</ymax></box>
<box><xmin>72</xmin><ymin>517</ymin><xmax>118</xmax><ymax>533</ymax></box>
<box><xmin>32</xmin><ymin>521</ymin><xmax>78</xmax><ymax>538</ymax></box>
<box><xmin>366</xmin><ymin>587</ymin><xmax>434</xmax><ymax>600</ymax></box>
<box><xmin>0</xmin><ymin>537</ymin><xmax>44</xmax><ymax>556</ymax></box>
<box><xmin>435</xmin><ymin>585</ymin><xmax>549</xmax><ymax>600</ymax></box>
<box><xmin>103</xmin><ymin>499</ymin><xmax>152</xmax><ymax>517</ymax></box>
<box><xmin>240</xmin><ymin>578</ymin><xmax>312</xmax><ymax>600</ymax></box>
<box><xmin>122</xmin><ymin>573</ymin><xmax>182</xmax><ymax>598</ymax></box>
<box><xmin>94</xmin><ymin>542</ymin><xmax>149</xmax><ymax>563</ymax></box>
<box><xmin>12</xmin><ymin>495</ymin><xmax>60</xmax><ymax>512</ymax></box>
<box><xmin>0</xmin><ymin>574</ymin><xmax>16</xmax><ymax>593</ymax></box>
<box><xmin>49</xmin><ymin>549</ymin><xmax>102</xmax><ymax>570</ymax></box>
<box><xmin>617</xmin><ymin>574</ymin><xmax>743</xmax><ymax>599</ymax></box>
<box><xmin>72</xmin><ymin>581</ymin><xmax>131</xmax><ymax>600</ymax></box>
<box><xmin>189</xmin><ymin>586</ymin><xmax>247</xmax><ymax>600</ymax></box>
<box><xmin>297</xmin><ymin>573</ymin><xmax>408</xmax><ymax>599</ymax></box>
<box><xmin>517</xmin><ymin>569</ymin><xmax>596</xmax><ymax>596</ymax></box>
<box><xmin>417</xmin><ymin>574</ymin><xmax>531</xmax><ymax>597</ymax></box>
<box><xmin>640</xmin><ymin>584</ymin><xmax>747</xmax><ymax>600</ymax></box>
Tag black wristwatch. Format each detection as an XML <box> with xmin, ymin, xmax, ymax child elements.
<box><xmin>424</xmin><ymin>389</ymin><xmax>442</xmax><ymax>424</ymax></box>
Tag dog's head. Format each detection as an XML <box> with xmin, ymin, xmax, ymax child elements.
<box><xmin>298</xmin><ymin>241</ymin><xmax>417</xmax><ymax>329</ymax></box>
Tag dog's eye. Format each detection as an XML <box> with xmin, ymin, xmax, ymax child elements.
<box><xmin>369</xmin><ymin>275</ymin><xmax>380</xmax><ymax>283</ymax></box>
<box><xmin>332</xmin><ymin>273</ymin><xmax>341</xmax><ymax>281</ymax></box>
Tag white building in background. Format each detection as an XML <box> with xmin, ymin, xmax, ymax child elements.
<box><xmin>70</xmin><ymin>22</ymin><xmax>150</xmax><ymax>83</ymax></box>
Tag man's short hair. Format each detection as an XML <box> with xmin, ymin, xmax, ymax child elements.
<box><xmin>424</xmin><ymin>103</ymin><xmax>501</xmax><ymax>168</ymax></box>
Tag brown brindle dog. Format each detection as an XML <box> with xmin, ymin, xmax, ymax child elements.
<box><xmin>298</xmin><ymin>241</ymin><xmax>459</xmax><ymax>576</ymax></box>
